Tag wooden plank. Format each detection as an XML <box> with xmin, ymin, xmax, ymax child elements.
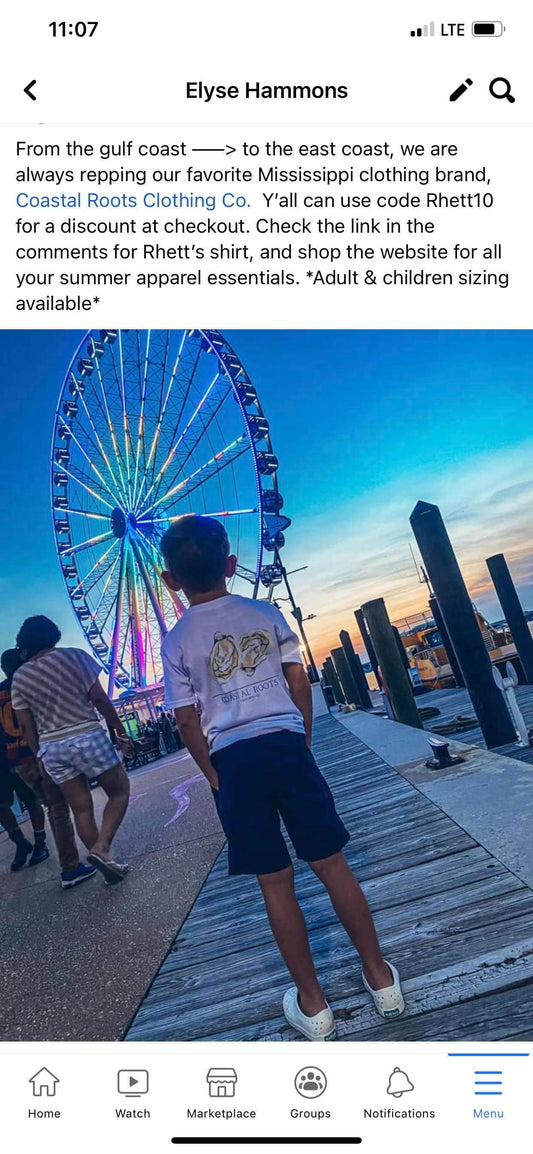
<box><xmin>126</xmin><ymin>713</ymin><xmax>533</xmax><ymax>1042</ymax></box>
<box><xmin>168</xmin><ymin>865</ymin><xmax>524</xmax><ymax>972</ymax></box>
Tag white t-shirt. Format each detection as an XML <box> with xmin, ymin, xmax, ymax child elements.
<box><xmin>161</xmin><ymin>594</ymin><xmax>305</xmax><ymax>752</ymax></box>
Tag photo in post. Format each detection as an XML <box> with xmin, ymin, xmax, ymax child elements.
<box><xmin>0</xmin><ymin>328</ymin><xmax>532</xmax><ymax>1043</ymax></box>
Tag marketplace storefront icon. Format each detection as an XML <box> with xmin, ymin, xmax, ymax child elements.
<box><xmin>207</xmin><ymin>1068</ymin><xmax>238</xmax><ymax>1098</ymax></box>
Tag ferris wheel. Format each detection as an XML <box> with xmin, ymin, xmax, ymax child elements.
<box><xmin>51</xmin><ymin>329</ymin><xmax>290</xmax><ymax>695</ymax></box>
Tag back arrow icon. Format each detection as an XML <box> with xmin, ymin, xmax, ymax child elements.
<box><xmin>24</xmin><ymin>80</ymin><xmax>37</xmax><ymax>101</ymax></box>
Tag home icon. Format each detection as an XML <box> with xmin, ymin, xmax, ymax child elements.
<box><xmin>206</xmin><ymin>1068</ymin><xmax>237</xmax><ymax>1098</ymax></box>
<box><xmin>29</xmin><ymin>1068</ymin><xmax>60</xmax><ymax>1097</ymax></box>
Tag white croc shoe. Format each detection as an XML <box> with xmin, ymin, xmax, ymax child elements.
<box><xmin>362</xmin><ymin>960</ymin><xmax>405</xmax><ymax>1019</ymax></box>
<box><xmin>283</xmin><ymin>987</ymin><xmax>336</xmax><ymax>1040</ymax></box>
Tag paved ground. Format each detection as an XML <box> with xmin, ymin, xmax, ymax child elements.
<box><xmin>126</xmin><ymin>712</ymin><xmax>533</xmax><ymax>1043</ymax></box>
<box><xmin>0</xmin><ymin>750</ymin><xmax>224</xmax><ymax>1041</ymax></box>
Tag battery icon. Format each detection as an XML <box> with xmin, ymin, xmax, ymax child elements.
<box><xmin>472</xmin><ymin>21</ymin><xmax>505</xmax><ymax>36</ymax></box>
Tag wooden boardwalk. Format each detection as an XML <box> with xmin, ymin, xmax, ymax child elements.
<box><xmin>421</xmin><ymin>683</ymin><xmax>533</xmax><ymax>765</ymax></box>
<box><xmin>126</xmin><ymin>714</ymin><xmax>533</xmax><ymax>1042</ymax></box>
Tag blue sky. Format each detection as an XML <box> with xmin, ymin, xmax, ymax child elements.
<box><xmin>1</xmin><ymin>329</ymin><xmax>532</xmax><ymax>665</ymax></box>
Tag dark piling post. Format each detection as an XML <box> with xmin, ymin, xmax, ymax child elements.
<box><xmin>323</xmin><ymin>656</ymin><xmax>345</xmax><ymax>705</ymax></box>
<box><xmin>486</xmin><ymin>553</ymin><xmax>533</xmax><ymax>684</ymax></box>
<box><xmin>393</xmin><ymin>626</ymin><xmax>410</xmax><ymax>673</ymax></box>
<box><xmin>354</xmin><ymin>607</ymin><xmax>383</xmax><ymax>690</ymax></box>
<box><xmin>410</xmin><ymin>501</ymin><xmax>515</xmax><ymax>747</ymax></box>
<box><xmin>361</xmin><ymin>597</ymin><xmax>423</xmax><ymax>729</ymax></box>
<box><xmin>428</xmin><ymin>593</ymin><xmax>465</xmax><ymax>688</ymax></box>
<box><xmin>332</xmin><ymin>646</ymin><xmax>360</xmax><ymax>706</ymax></box>
<box><xmin>340</xmin><ymin>629</ymin><xmax>372</xmax><ymax>709</ymax></box>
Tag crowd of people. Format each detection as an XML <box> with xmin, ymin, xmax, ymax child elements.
<box><xmin>138</xmin><ymin>710</ymin><xmax>183</xmax><ymax>755</ymax></box>
<box><xmin>0</xmin><ymin>616</ymin><xmax>140</xmax><ymax>887</ymax></box>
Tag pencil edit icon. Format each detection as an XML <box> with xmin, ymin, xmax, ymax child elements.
<box><xmin>450</xmin><ymin>78</ymin><xmax>473</xmax><ymax>101</ymax></box>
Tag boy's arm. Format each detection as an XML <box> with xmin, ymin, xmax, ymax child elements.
<box><xmin>174</xmin><ymin>705</ymin><xmax>219</xmax><ymax>790</ymax></box>
<box><xmin>15</xmin><ymin>708</ymin><xmax>39</xmax><ymax>756</ymax></box>
<box><xmin>283</xmin><ymin>662</ymin><xmax>313</xmax><ymax>748</ymax></box>
<box><xmin>88</xmin><ymin>679</ymin><xmax>133</xmax><ymax>754</ymax></box>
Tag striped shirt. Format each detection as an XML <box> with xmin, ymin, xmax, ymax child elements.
<box><xmin>11</xmin><ymin>648</ymin><xmax>103</xmax><ymax>742</ymax></box>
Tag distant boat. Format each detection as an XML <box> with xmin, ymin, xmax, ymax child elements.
<box><xmin>398</xmin><ymin>606</ymin><xmax>526</xmax><ymax>690</ymax></box>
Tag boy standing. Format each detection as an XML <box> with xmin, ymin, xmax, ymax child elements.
<box><xmin>161</xmin><ymin>515</ymin><xmax>404</xmax><ymax>1040</ymax></box>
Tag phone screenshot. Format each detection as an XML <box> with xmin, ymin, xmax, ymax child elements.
<box><xmin>0</xmin><ymin>3</ymin><xmax>531</xmax><ymax>1151</ymax></box>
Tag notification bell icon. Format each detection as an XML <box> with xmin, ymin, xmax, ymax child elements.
<box><xmin>386</xmin><ymin>1067</ymin><xmax>414</xmax><ymax>1098</ymax></box>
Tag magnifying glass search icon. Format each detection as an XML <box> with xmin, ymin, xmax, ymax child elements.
<box><xmin>489</xmin><ymin>76</ymin><xmax>515</xmax><ymax>103</ymax></box>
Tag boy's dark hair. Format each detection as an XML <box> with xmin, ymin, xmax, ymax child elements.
<box><xmin>16</xmin><ymin>616</ymin><xmax>62</xmax><ymax>658</ymax></box>
<box><xmin>1</xmin><ymin>648</ymin><xmax>22</xmax><ymax>682</ymax></box>
<box><xmin>161</xmin><ymin>515</ymin><xmax>230</xmax><ymax>594</ymax></box>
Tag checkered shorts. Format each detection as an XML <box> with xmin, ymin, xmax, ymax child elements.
<box><xmin>38</xmin><ymin>726</ymin><xmax>122</xmax><ymax>785</ymax></box>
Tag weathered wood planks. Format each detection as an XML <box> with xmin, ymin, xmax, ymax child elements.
<box><xmin>126</xmin><ymin>713</ymin><xmax>533</xmax><ymax>1042</ymax></box>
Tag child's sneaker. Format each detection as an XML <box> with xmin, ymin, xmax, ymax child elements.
<box><xmin>28</xmin><ymin>842</ymin><xmax>50</xmax><ymax>867</ymax></box>
<box><xmin>362</xmin><ymin>960</ymin><xmax>405</xmax><ymax>1018</ymax></box>
<box><xmin>61</xmin><ymin>863</ymin><xmax>97</xmax><ymax>889</ymax></box>
<box><xmin>283</xmin><ymin>987</ymin><xmax>336</xmax><ymax>1040</ymax></box>
<box><xmin>29</xmin><ymin>832</ymin><xmax>50</xmax><ymax>867</ymax></box>
<box><xmin>9</xmin><ymin>833</ymin><xmax>33</xmax><ymax>872</ymax></box>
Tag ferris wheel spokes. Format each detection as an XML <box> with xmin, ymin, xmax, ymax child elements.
<box><xmin>69</xmin><ymin>538</ymin><xmax>121</xmax><ymax>597</ymax></box>
<box><xmin>131</xmin><ymin>329</ymin><xmax>152</xmax><ymax>506</ymax></box>
<box><xmin>64</xmin><ymin>422</ymin><xmax>126</xmax><ymax>509</ymax></box>
<box><xmin>141</xmin><ymin>507</ymin><xmax>259</xmax><ymax>526</ymax></box>
<box><xmin>88</xmin><ymin>347</ymin><xmax>131</xmax><ymax>506</ymax></box>
<box><xmin>134</xmin><ymin>367</ymin><xmax>226</xmax><ymax>517</ymax></box>
<box><xmin>61</xmin><ymin>530</ymin><xmax>114</xmax><ymax>557</ymax></box>
<box><xmin>52</xmin><ymin>330</ymin><xmax>281</xmax><ymax>694</ymax></box>
<box><xmin>134</xmin><ymin>330</ymin><xmax>188</xmax><ymax>511</ymax></box>
<box><xmin>72</xmin><ymin>372</ymin><xmax>131</xmax><ymax>507</ymax></box>
<box><xmin>58</xmin><ymin>466</ymin><xmax>116</xmax><ymax>512</ymax></box>
<box><xmin>107</xmin><ymin>541</ymin><xmax>128</xmax><ymax>695</ymax></box>
<box><xmin>144</xmin><ymin>434</ymin><xmax>249</xmax><ymax>519</ymax></box>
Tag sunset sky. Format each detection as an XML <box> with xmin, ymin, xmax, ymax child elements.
<box><xmin>1</xmin><ymin>329</ymin><xmax>531</xmax><ymax>671</ymax></box>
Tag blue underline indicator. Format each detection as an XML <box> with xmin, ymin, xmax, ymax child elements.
<box><xmin>475</xmin><ymin>1092</ymin><xmax>503</xmax><ymax>1096</ymax></box>
<box><xmin>448</xmin><ymin>1053</ymin><xmax>529</xmax><ymax>1057</ymax></box>
<box><xmin>475</xmin><ymin>1071</ymin><xmax>502</xmax><ymax>1074</ymax></box>
<box><xmin>475</xmin><ymin>1081</ymin><xmax>502</xmax><ymax>1085</ymax></box>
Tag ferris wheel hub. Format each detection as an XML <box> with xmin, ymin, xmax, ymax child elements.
<box><xmin>110</xmin><ymin>506</ymin><xmax>126</xmax><ymax>538</ymax></box>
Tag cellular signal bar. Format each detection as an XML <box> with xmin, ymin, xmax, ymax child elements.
<box><xmin>410</xmin><ymin>22</ymin><xmax>435</xmax><ymax>37</ymax></box>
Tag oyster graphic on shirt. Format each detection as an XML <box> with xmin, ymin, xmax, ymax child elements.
<box><xmin>209</xmin><ymin>633</ymin><xmax>240</xmax><ymax>682</ymax></box>
<box><xmin>239</xmin><ymin>629</ymin><xmax>271</xmax><ymax>676</ymax></box>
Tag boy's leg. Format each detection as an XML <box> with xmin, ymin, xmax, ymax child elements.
<box><xmin>258</xmin><ymin>865</ymin><xmax>327</xmax><ymax>1017</ymax></box>
<box><xmin>0</xmin><ymin>803</ymin><xmax>19</xmax><ymax>836</ymax></box>
<box><xmin>40</xmin><ymin>769</ymin><xmax>80</xmax><ymax>873</ymax></box>
<box><xmin>14</xmin><ymin>782</ymin><xmax>46</xmax><ymax>839</ymax></box>
<box><xmin>11</xmin><ymin>772</ymin><xmax>49</xmax><ymax>865</ymax></box>
<box><xmin>310</xmin><ymin>851</ymin><xmax>392</xmax><ymax>990</ymax></box>
<box><xmin>0</xmin><ymin>784</ymin><xmax>34</xmax><ymax>870</ymax></box>
<box><xmin>88</xmin><ymin>764</ymin><xmax>130</xmax><ymax>859</ymax></box>
<box><xmin>59</xmin><ymin>774</ymin><xmax>100</xmax><ymax>851</ymax></box>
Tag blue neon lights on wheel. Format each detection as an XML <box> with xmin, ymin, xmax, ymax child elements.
<box><xmin>51</xmin><ymin>330</ymin><xmax>289</xmax><ymax>694</ymax></box>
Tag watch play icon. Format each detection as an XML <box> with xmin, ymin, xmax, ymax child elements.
<box><xmin>117</xmin><ymin>1070</ymin><xmax>149</xmax><ymax>1097</ymax></box>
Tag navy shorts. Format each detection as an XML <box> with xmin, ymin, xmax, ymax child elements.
<box><xmin>210</xmin><ymin>729</ymin><xmax>350</xmax><ymax>876</ymax></box>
